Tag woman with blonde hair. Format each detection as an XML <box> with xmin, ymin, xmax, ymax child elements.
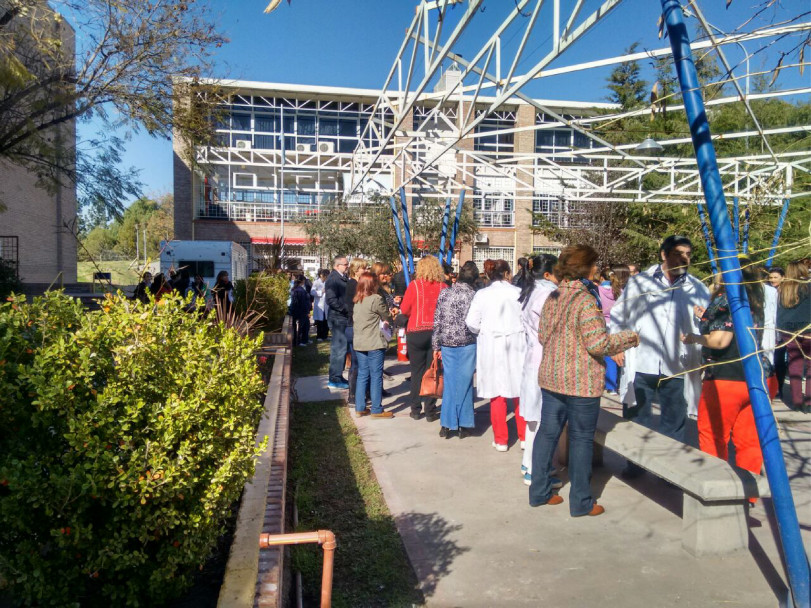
<box><xmin>777</xmin><ymin>261</ymin><xmax>810</xmax><ymax>411</ymax></box>
<box><xmin>345</xmin><ymin>258</ymin><xmax>369</xmax><ymax>406</ymax></box>
<box><xmin>400</xmin><ymin>256</ymin><xmax>448</xmax><ymax>420</ymax></box>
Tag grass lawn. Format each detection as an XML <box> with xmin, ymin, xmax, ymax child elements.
<box><xmin>77</xmin><ymin>261</ymin><xmax>143</xmax><ymax>285</ymax></box>
<box><xmin>289</xmin><ymin>345</ymin><xmax>421</xmax><ymax>607</ymax></box>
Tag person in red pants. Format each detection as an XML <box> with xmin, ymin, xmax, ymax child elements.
<box><xmin>465</xmin><ymin>259</ymin><xmax>526</xmax><ymax>451</ymax></box>
<box><xmin>682</xmin><ymin>260</ymin><xmax>777</xmax><ymax>478</ymax></box>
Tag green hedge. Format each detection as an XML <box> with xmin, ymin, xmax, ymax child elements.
<box><xmin>0</xmin><ymin>292</ymin><xmax>265</xmax><ymax>606</ymax></box>
<box><xmin>234</xmin><ymin>272</ymin><xmax>290</xmax><ymax>332</ymax></box>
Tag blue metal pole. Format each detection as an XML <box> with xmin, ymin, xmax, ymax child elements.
<box><xmin>398</xmin><ymin>187</ymin><xmax>415</xmax><ymax>277</ymax></box>
<box><xmin>743</xmin><ymin>203</ymin><xmax>750</xmax><ymax>255</ymax></box>
<box><xmin>696</xmin><ymin>200</ymin><xmax>718</xmax><ymax>276</ymax></box>
<box><xmin>733</xmin><ymin>196</ymin><xmax>740</xmax><ymax>246</ymax></box>
<box><xmin>388</xmin><ymin>195</ymin><xmax>410</xmax><ymax>288</ymax></box>
<box><xmin>661</xmin><ymin>3</ymin><xmax>809</xmax><ymax>606</ymax></box>
<box><xmin>439</xmin><ymin>196</ymin><xmax>452</xmax><ymax>260</ymax></box>
<box><xmin>766</xmin><ymin>198</ymin><xmax>791</xmax><ymax>268</ymax></box>
<box><xmin>446</xmin><ymin>190</ymin><xmax>466</xmax><ymax>266</ymax></box>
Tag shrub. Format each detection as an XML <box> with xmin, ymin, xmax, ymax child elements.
<box><xmin>0</xmin><ymin>292</ymin><xmax>265</xmax><ymax>606</ymax></box>
<box><xmin>0</xmin><ymin>259</ymin><xmax>22</xmax><ymax>300</ymax></box>
<box><xmin>234</xmin><ymin>272</ymin><xmax>290</xmax><ymax>332</ymax></box>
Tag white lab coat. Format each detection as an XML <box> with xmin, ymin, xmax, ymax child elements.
<box><xmin>763</xmin><ymin>284</ymin><xmax>778</xmax><ymax>365</ymax></box>
<box><xmin>518</xmin><ymin>280</ymin><xmax>557</xmax><ymax>422</ymax></box>
<box><xmin>312</xmin><ymin>278</ymin><xmax>327</xmax><ymax>322</ymax></box>
<box><xmin>610</xmin><ymin>265</ymin><xmax>709</xmax><ymax>416</ymax></box>
<box><xmin>465</xmin><ymin>281</ymin><xmax>525</xmax><ymax>399</ymax></box>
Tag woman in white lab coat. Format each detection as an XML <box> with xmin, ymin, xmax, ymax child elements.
<box><xmin>466</xmin><ymin>259</ymin><xmax>526</xmax><ymax>451</ymax></box>
<box><xmin>311</xmin><ymin>269</ymin><xmax>330</xmax><ymax>340</ymax></box>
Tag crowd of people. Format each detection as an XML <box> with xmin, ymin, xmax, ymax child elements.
<box><xmin>131</xmin><ymin>268</ymin><xmax>234</xmax><ymax>313</ymax></box>
<box><xmin>308</xmin><ymin>235</ymin><xmax>809</xmax><ymax>518</ymax></box>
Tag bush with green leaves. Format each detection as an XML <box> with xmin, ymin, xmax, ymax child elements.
<box><xmin>0</xmin><ymin>292</ymin><xmax>265</xmax><ymax>606</ymax></box>
<box><xmin>234</xmin><ymin>272</ymin><xmax>290</xmax><ymax>332</ymax></box>
<box><xmin>0</xmin><ymin>259</ymin><xmax>22</xmax><ymax>300</ymax></box>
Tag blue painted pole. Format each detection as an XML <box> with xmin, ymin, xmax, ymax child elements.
<box><xmin>733</xmin><ymin>196</ymin><xmax>740</xmax><ymax>246</ymax></box>
<box><xmin>388</xmin><ymin>195</ymin><xmax>410</xmax><ymax>288</ymax></box>
<box><xmin>398</xmin><ymin>187</ymin><xmax>415</xmax><ymax>277</ymax></box>
<box><xmin>439</xmin><ymin>196</ymin><xmax>452</xmax><ymax>260</ymax></box>
<box><xmin>696</xmin><ymin>200</ymin><xmax>718</xmax><ymax>276</ymax></box>
<box><xmin>661</xmin><ymin>3</ymin><xmax>809</xmax><ymax>606</ymax></box>
<box><xmin>743</xmin><ymin>203</ymin><xmax>750</xmax><ymax>255</ymax></box>
<box><xmin>446</xmin><ymin>190</ymin><xmax>466</xmax><ymax>266</ymax></box>
<box><xmin>766</xmin><ymin>198</ymin><xmax>791</xmax><ymax>268</ymax></box>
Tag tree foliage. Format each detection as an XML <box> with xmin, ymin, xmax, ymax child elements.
<box><xmin>0</xmin><ymin>291</ymin><xmax>265</xmax><ymax>605</ymax></box>
<box><xmin>0</xmin><ymin>0</ymin><xmax>226</xmax><ymax>217</ymax></box>
<box><xmin>303</xmin><ymin>196</ymin><xmax>478</xmax><ymax>266</ymax></box>
<box><xmin>606</xmin><ymin>43</ymin><xmax>648</xmax><ymax>110</ymax></box>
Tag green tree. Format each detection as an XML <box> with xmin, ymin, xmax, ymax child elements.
<box><xmin>606</xmin><ymin>42</ymin><xmax>648</xmax><ymax>110</ymax></box>
<box><xmin>0</xmin><ymin>0</ymin><xmax>225</xmax><ymax>219</ymax></box>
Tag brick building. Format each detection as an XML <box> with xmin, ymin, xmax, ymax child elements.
<box><xmin>173</xmin><ymin>77</ymin><xmax>615</xmax><ymax>271</ymax></box>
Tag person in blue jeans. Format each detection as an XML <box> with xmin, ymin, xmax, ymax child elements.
<box><xmin>351</xmin><ymin>272</ymin><xmax>394</xmax><ymax>418</ymax></box>
<box><xmin>325</xmin><ymin>256</ymin><xmax>350</xmax><ymax>389</ymax></box>
<box><xmin>432</xmin><ymin>261</ymin><xmax>479</xmax><ymax>438</ymax></box>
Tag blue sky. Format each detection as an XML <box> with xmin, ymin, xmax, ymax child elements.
<box><xmin>80</xmin><ymin>0</ymin><xmax>810</xmax><ymax>203</ymax></box>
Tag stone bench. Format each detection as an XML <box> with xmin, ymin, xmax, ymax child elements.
<box><xmin>594</xmin><ymin>407</ymin><xmax>770</xmax><ymax>557</ymax></box>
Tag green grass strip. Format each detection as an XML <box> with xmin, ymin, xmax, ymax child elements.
<box><xmin>288</xmin><ymin>399</ymin><xmax>422</xmax><ymax>608</ymax></box>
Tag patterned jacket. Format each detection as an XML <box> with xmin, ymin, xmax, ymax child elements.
<box><xmin>432</xmin><ymin>282</ymin><xmax>477</xmax><ymax>350</ymax></box>
<box><xmin>538</xmin><ymin>280</ymin><xmax>638</xmax><ymax>397</ymax></box>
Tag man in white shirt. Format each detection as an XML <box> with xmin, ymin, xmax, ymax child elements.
<box><xmin>610</xmin><ymin>235</ymin><xmax>710</xmax><ymax>477</ymax></box>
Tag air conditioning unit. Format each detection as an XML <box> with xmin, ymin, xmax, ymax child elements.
<box><xmin>295</xmin><ymin>143</ymin><xmax>313</xmax><ymax>153</ymax></box>
<box><xmin>474</xmin><ymin>233</ymin><xmax>489</xmax><ymax>244</ymax></box>
<box><xmin>235</xmin><ymin>140</ymin><xmax>252</xmax><ymax>150</ymax></box>
<box><xmin>318</xmin><ymin>141</ymin><xmax>335</xmax><ymax>154</ymax></box>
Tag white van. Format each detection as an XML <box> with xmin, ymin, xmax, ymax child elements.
<box><xmin>159</xmin><ymin>240</ymin><xmax>249</xmax><ymax>289</ymax></box>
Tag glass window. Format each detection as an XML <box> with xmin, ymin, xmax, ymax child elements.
<box><xmin>254</xmin><ymin>134</ymin><xmax>276</xmax><ymax>150</ymax></box>
<box><xmin>255</xmin><ymin>114</ymin><xmax>279</xmax><ymax>133</ymax></box>
<box><xmin>338</xmin><ymin>119</ymin><xmax>357</xmax><ymax>137</ymax></box>
<box><xmin>231</xmin><ymin>113</ymin><xmax>251</xmax><ymax>131</ymax></box>
<box><xmin>320</xmin><ymin>118</ymin><xmax>338</xmax><ymax>136</ymax></box>
<box><xmin>297</xmin><ymin>113</ymin><xmax>316</xmax><ymax>136</ymax></box>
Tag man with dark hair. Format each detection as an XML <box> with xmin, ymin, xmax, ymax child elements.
<box><xmin>610</xmin><ymin>235</ymin><xmax>709</xmax><ymax>478</ymax></box>
<box><xmin>325</xmin><ymin>256</ymin><xmax>351</xmax><ymax>389</ymax></box>
<box><xmin>289</xmin><ymin>276</ymin><xmax>311</xmax><ymax>347</ymax></box>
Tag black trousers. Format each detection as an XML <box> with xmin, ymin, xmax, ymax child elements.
<box><xmin>315</xmin><ymin>319</ymin><xmax>329</xmax><ymax>340</ymax></box>
<box><xmin>407</xmin><ymin>330</ymin><xmax>437</xmax><ymax>416</ymax></box>
<box><xmin>292</xmin><ymin>315</ymin><xmax>310</xmax><ymax>346</ymax></box>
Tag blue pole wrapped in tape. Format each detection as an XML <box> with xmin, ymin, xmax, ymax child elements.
<box><xmin>661</xmin><ymin>2</ymin><xmax>809</xmax><ymax>605</ymax></box>
<box><xmin>446</xmin><ymin>190</ymin><xmax>466</xmax><ymax>266</ymax></box>
<box><xmin>766</xmin><ymin>198</ymin><xmax>791</xmax><ymax>269</ymax></box>
<box><xmin>389</xmin><ymin>195</ymin><xmax>410</xmax><ymax>288</ymax></box>
<box><xmin>439</xmin><ymin>196</ymin><xmax>452</xmax><ymax>260</ymax></box>
<box><xmin>398</xmin><ymin>187</ymin><xmax>415</xmax><ymax>277</ymax></box>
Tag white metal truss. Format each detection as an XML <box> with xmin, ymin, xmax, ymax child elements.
<box><xmin>348</xmin><ymin>0</ymin><xmax>811</xmax><ymax>207</ymax></box>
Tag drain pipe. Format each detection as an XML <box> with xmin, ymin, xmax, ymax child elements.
<box><xmin>259</xmin><ymin>530</ymin><xmax>336</xmax><ymax>608</ymax></box>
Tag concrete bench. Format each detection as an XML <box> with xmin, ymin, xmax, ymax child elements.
<box><xmin>594</xmin><ymin>408</ymin><xmax>770</xmax><ymax>557</ymax></box>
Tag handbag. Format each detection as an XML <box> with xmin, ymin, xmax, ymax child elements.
<box><xmin>419</xmin><ymin>351</ymin><xmax>444</xmax><ymax>398</ymax></box>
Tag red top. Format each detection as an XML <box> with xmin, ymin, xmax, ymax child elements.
<box><xmin>400</xmin><ymin>279</ymin><xmax>448</xmax><ymax>333</ymax></box>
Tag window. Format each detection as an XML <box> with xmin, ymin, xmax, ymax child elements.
<box><xmin>473</xmin><ymin>195</ymin><xmax>514</xmax><ymax>227</ymax></box>
<box><xmin>532</xmin><ymin>246</ymin><xmax>561</xmax><ymax>256</ymax></box>
<box><xmin>473</xmin><ymin>247</ymin><xmax>514</xmax><ymax>265</ymax></box>
<box><xmin>231</xmin><ymin>113</ymin><xmax>251</xmax><ymax>131</ymax></box>
<box><xmin>474</xmin><ymin>114</ymin><xmax>515</xmax><ymax>155</ymax></box>
<box><xmin>179</xmin><ymin>260</ymin><xmax>215</xmax><ymax>278</ymax></box>
<box><xmin>532</xmin><ymin>198</ymin><xmax>563</xmax><ymax>226</ymax></box>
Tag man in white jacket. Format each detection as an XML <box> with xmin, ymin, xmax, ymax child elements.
<box><xmin>610</xmin><ymin>235</ymin><xmax>709</xmax><ymax>478</ymax></box>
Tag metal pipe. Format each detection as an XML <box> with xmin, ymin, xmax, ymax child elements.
<box><xmin>259</xmin><ymin>530</ymin><xmax>336</xmax><ymax>608</ymax></box>
<box><xmin>398</xmin><ymin>187</ymin><xmax>416</xmax><ymax>276</ymax></box>
<box><xmin>439</xmin><ymin>196</ymin><xmax>452</xmax><ymax>260</ymax></box>
<box><xmin>696</xmin><ymin>200</ymin><xmax>718</xmax><ymax>276</ymax></box>
<box><xmin>389</xmin><ymin>195</ymin><xmax>410</xmax><ymax>287</ymax></box>
<box><xmin>446</xmin><ymin>189</ymin><xmax>466</xmax><ymax>266</ymax></box>
<box><xmin>733</xmin><ymin>196</ymin><xmax>740</xmax><ymax>245</ymax></box>
<box><xmin>742</xmin><ymin>203</ymin><xmax>750</xmax><ymax>255</ymax></box>
<box><xmin>661</xmin><ymin>3</ymin><xmax>810</xmax><ymax>606</ymax></box>
<box><xmin>766</xmin><ymin>197</ymin><xmax>791</xmax><ymax>268</ymax></box>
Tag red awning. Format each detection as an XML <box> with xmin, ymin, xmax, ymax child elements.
<box><xmin>250</xmin><ymin>237</ymin><xmax>311</xmax><ymax>245</ymax></box>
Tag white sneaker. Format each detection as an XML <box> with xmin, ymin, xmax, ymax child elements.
<box><xmin>491</xmin><ymin>441</ymin><xmax>508</xmax><ymax>452</ymax></box>
<box><xmin>520</xmin><ymin>440</ymin><xmax>526</xmax><ymax>450</ymax></box>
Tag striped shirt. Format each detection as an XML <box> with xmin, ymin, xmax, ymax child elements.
<box><xmin>538</xmin><ymin>280</ymin><xmax>638</xmax><ymax>397</ymax></box>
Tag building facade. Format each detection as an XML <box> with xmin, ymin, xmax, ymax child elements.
<box><xmin>174</xmin><ymin>78</ymin><xmax>614</xmax><ymax>271</ymax></box>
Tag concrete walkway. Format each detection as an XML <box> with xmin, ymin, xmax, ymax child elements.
<box><xmin>294</xmin><ymin>363</ymin><xmax>810</xmax><ymax>608</ymax></box>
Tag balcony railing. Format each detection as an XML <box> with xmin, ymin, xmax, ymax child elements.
<box><xmin>474</xmin><ymin>211</ymin><xmax>514</xmax><ymax>228</ymax></box>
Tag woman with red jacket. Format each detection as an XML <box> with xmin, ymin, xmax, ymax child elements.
<box><xmin>400</xmin><ymin>256</ymin><xmax>448</xmax><ymax>421</ymax></box>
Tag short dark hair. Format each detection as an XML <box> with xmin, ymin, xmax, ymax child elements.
<box><xmin>769</xmin><ymin>266</ymin><xmax>785</xmax><ymax>276</ymax></box>
<box><xmin>555</xmin><ymin>245</ymin><xmax>599</xmax><ymax>281</ymax></box>
<box><xmin>458</xmin><ymin>261</ymin><xmax>479</xmax><ymax>286</ymax></box>
<box><xmin>660</xmin><ymin>235</ymin><xmax>693</xmax><ymax>256</ymax></box>
<box><xmin>487</xmin><ymin>259</ymin><xmax>511</xmax><ymax>281</ymax></box>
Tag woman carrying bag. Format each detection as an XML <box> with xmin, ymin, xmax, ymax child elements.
<box><xmin>352</xmin><ymin>272</ymin><xmax>394</xmax><ymax>418</ymax></box>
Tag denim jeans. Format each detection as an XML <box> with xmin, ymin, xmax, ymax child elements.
<box><xmin>529</xmin><ymin>389</ymin><xmax>600</xmax><ymax>516</ymax></box>
<box><xmin>439</xmin><ymin>343</ymin><xmax>476</xmax><ymax>430</ymax></box>
<box><xmin>327</xmin><ymin>315</ymin><xmax>348</xmax><ymax>383</ymax></box>
<box><xmin>356</xmin><ymin>349</ymin><xmax>385</xmax><ymax>414</ymax></box>
<box><xmin>345</xmin><ymin>326</ymin><xmax>358</xmax><ymax>396</ymax></box>
<box><xmin>624</xmin><ymin>372</ymin><xmax>686</xmax><ymax>442</ymax></box>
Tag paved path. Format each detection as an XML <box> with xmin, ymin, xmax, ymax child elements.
<box><xmin>294</xmin><ymin>364</ymin><xmax>810</xmax><ymax>608</ymax></box>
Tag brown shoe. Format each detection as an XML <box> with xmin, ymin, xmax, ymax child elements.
<box><xmin>370</xmin><ymin>411</ymin><xmax>394</xmax><ymax>419</ymax></box>
<box><xmin>547</xmin><ymin>494</ymin><xmax>564</xmax><ymax>506</ymax></box>
<box><xmin>573</xmin><ymin>502</ymin><xmax>605</xmax><ymax>517</ymax></box>
<box><xmin>355</xmin><ymin>410</ymin><xmax>370</xmax><ymax>418</ymax></box>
